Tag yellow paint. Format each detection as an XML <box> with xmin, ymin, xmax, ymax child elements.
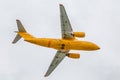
<box><xmin>18</xmin><ymin>32</ymin><xmax>100</xmax><ymax>51</ymax></box>
<box><xmin>67</xmin><ymin>53</ymin><xmax>80</xmax><ymax>59</ymax></box>
<box><xmin>73</xmin><ymin>32</ymin><xmax>85</xmax><ymax>37</ymax></box>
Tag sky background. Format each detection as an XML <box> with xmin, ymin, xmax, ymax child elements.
<box><xmin>0</xmin><ymin>0</ymin><xmax>120</xmax><ymax>80</ymax></box>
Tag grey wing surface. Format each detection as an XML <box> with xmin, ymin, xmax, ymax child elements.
<box><xmin>44</xmin><ymin>50</ymin><xmax>69</xmax><ymax>77</ymax></box>
<box><xmin>60</xmin><ymin>4</ymin><xmax>74</xmax><ymax>39</ymax></box>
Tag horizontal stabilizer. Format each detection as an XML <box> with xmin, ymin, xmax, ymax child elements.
<box><xmin>12</xmin><ymin>19</ymin><xmax>27</xmax><ymax>44</ymax></box>
<box><xmin>16</xmin><ymin>19</ymin><xmax>26</xmax><ymax>32</ymax></box>
<box><xmin>12</xmin><ymin>34</ymin><xmax>21</xmax><ymax>44</ymax></box>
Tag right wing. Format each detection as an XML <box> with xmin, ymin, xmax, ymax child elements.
<box><xmin>60</xmin><ymin>4</ymin><xmax>74</xmax><ymax>39</ymax></box>
<box><xmin>44</xmin><ymin>50</ymin><xmax>69</xmax><ymax>77</ymax></box>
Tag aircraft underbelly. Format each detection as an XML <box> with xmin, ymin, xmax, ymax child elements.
<box><xmin>50</xmin><ymin>40</ymin><xmax>90</xmax><ymax>50</ymax></box>
<box><xmin>50</xmin><ymin>40</ymin><xmax>70</xmax><ymax>50</ymax></box>
<box><xmin>69</xmin><ymin>41</ymin><xmax>98</xmax><ymax>50</ymax></box>
<box><xmin>25</xmin><ymin>38</ymin><xmax>98</xmax><ymax>51</ymax></box>
<box><xmin>70</xmin><ymin>41</ymin><xmax>85</xmax><ymax>50</ymax></box>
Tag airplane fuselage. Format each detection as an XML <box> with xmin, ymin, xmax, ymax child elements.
<box><xmin>25</xmin><ymin>37</ymin><xmax>99</xmax><ymax>51</ymax></box>
<box><xmin>18</xmin><ymin>30</ymin><xmax>99</xmax><ymax>51</ymax></box>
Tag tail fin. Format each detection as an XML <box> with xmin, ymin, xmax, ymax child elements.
<box><xmin>12</xmin><ymin>19</ymin><xmax>27</xmax><ymax>44</ymax></box>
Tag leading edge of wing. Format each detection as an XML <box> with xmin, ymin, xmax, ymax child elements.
<box><xmin>44</xmin><ymin>50</ymin><xmax>69</xmax><ymax>77</ymax></box>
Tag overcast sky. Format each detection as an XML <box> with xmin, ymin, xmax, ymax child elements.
<box><xmin>0</xmin><ymin>0</ymin><xmax>120</xmax><ymax>80</ymax></box>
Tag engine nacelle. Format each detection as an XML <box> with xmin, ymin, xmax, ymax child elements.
<box><xmin>66</xmin><ymin>53</ymin><xmax>80</xmax><ymax>59</ymax></box>
<box><xmin>73</xmin><ymin>32</ymin><xmax>85</xmax><ymax>38</ymax></box>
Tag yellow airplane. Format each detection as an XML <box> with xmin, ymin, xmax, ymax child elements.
<box><xmin>12</xmin><ymin>4</ymin><xmax>100</xmax><ymax>77</ymax></box>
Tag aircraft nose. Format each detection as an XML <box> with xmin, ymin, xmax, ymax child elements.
<box><xmin>96</xmin><ymin>45</ymin><xmax>100</xmax><ymax>50</ymax></box>
<box><xmin>86</xmin><ymin>42</ymin><xmax>100</xmax><ymax>50</ymax></box>
<box><xmin>93</xmin><ymin>44</ymin><xmax>100</xmax><ymax>50</ymax></box>
<box><xmin>97</xmin><ymin>47</ymin><xmax>100</xmax><ymax>49</ymax></box>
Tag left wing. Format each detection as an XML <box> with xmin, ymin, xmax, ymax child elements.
<box><xmin>60</xmin><ymin>4</ymin><xmax>74</xmax><ymax>39</ymax></box>
<box><xmin>44</xmin><ymin>50</ymin><xmax>69</xmax><ymax>77</ymax></box>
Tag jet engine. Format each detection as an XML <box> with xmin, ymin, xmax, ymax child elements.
<box><xmin>73</xmin><ymin>32</ymin><xmax>85</xmax><ymax>38</ymax></box>
<box><xmin>66</xmin><ymin>53</ymin><xmax>80</xmax><ymax>59</ymax></box>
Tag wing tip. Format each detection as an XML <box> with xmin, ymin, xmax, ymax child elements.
<box><xmin>59</xmin><ymin>4</ymin><xmax>63</xmax><ymax>6</ymax></box>
<box><xmin>44</xmin><ymin>74</ymin><xmax>48</xmax><ymax>77</ymax></box>
<box><xmin>16</xmin><ymin>19</ymin><xmax>20</xmax><ymax>21</ymax></box>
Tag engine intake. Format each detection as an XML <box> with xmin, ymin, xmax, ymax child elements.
<box><xmin>73</xmin><ymin>32</ymin><xmax>85</xmax><ymax>38</ymax></box>
<box><xmin>66</xmin><ymin>53</ymin><xmax>80</xmax><ymax>59</ymax></box>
